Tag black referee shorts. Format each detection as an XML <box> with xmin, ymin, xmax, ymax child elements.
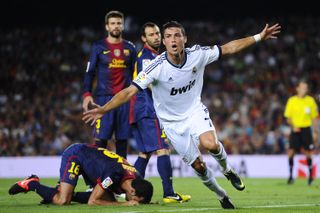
<box><xmin>289</xmin><ymin>127</ymin><xmax>314</xmax><ymax>151</ymax></box>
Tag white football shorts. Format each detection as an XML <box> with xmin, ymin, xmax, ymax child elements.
<box><xmin>161</xmin><ymin>104</ymin><xmax>216</xmax><ymax>165</ymax></box>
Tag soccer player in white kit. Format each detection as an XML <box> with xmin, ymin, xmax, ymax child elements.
<box><xmin>83</xmin><ymin>21</ymin><xmax>281</xmax><ymax>209</ymax></box>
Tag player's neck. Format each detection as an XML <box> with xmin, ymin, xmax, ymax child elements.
<box><xmin>297</xmin><ymin>94</ymin><xmax>306</xmax><ymax>98</ymax></box>
<box><xmin>167</xmin><ymin>50</ymin><xmax>185</xmax><ymax>66</ymax></box>
<box><xmin>107</xmin><ymin>36</ymin><xmax>122</xmax><ymax>44</ymax></box>
<box><xmin>145</xmin><ymin>44</ymin><xmax>159</xmax><ymax>54</ymax></box>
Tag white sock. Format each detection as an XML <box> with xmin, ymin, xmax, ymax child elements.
<box><xmin>209</xmin><ymin>141</ymin><xmax>231</xmax><ymax>173</ymax></box>
<box><xmin>195</xmin><ymin>167</ymin><xmax>227</xmax><ymax>200</ymax></box>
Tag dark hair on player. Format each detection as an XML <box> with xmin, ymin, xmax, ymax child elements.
<box><xmin>162</xmin><ymin>21</ymin><xmax>186</xmax><ymax>36</ymax></box>
<box><xmin>141</xmin><ymin>22</ymin><xmax>158</xmax><ymax>37</ymax></box>
<box><xmin>131</xmin><ymin>177</ymin><xmax>153</xmax><ymax>204</ymax></box>
<box><xmin>296</xmin><ymin>79</ymin><xmax>308</xmax><ymax>87</ymax></box>
<box><xmin>105</xmin><ymin>10</ymin><xmax>124</xmax><ymax>24</ymax></box>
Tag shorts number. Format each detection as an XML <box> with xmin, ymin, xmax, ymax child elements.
<box><xmin>161</xmin><ymin>130</ymin><xmax>167</xmax><ymax>138</ymax></box>
<box><xmin>98</xmin><ymin>148</ymin><xmax>123</xmax><ymax>163</ymax></box>
<box><xmin>95</xmin><ymin>119</ymin><xmax>101</xmax><ymax>129</ymax></box>
<box><xmin>68</xmin><ymin>162</ymin><xmax>80</xmax><ymax>175</ymax></box>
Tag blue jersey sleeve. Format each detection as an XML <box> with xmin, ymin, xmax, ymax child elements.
<box><xmin>83</xmin><ymin>42</ymin><xmax>98</xmax><ymax>95</ymax></box>
<box><xmin>130</xmin><ymin>44</ymin><xmax>137</xmax><ymax>75</ymax></box>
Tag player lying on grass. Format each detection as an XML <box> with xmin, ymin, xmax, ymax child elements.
<box><xmin>8</xmin><ymin>143</ymin><xmax>153</xmax><ymax>206</ymax></box>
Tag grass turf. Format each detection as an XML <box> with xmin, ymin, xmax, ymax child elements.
<box><xmin>0</xmin><ymin>177</ymin><xmax>319</xmax><ymax>213</ymax></box>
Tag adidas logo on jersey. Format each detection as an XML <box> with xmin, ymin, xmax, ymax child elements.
<box><xmin>170</xmin><ymin>80</ymin><xmax>196</xmax><ymax>96</ymax></box>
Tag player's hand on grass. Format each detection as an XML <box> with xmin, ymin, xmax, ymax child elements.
<box><xmin>260</xmin><ymin>23</ymin><xmax>281</xmax><ymax>41</ymax></box>
<box><xmin>82</xmin><ymin>103</ymin><xmax>104</xmax><ymax>126</ymax></box>
<box><xmin>123</xmin><ymin>200</ymin><xmax>139</xmax><ymax>206</ymax></box>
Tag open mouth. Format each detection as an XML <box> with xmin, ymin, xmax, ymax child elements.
<box><xmin>172</xmin><ymin>44</ymin><xmax>177</xmax><ymax>51</ymax></box>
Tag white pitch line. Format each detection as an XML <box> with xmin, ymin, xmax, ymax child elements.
<box><xmin>126</xmin><ymin>203</ymin><xmax>320</xmax><ymax>213</ymax></box>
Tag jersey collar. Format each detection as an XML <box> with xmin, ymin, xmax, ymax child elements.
<box><xmin>144</xmin><ymin>44</ymin><xmax>159</xmax><ymax>55</ymax></box>
<box><xmin>165</xmin><ymin>50</ymin><xmax>187</xmax><ymax>69</ymax></box>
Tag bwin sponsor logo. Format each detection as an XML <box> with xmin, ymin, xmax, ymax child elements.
<box><xmin>170</xmin><ymin>80</ymin><xmax>196</xmax><ymax>96</ymax></box>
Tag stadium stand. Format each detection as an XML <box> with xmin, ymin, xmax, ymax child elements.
<box><xmin>0</xmin><ymin>16</ymin><xmax>319</xmax><ymax>156</ymax></box>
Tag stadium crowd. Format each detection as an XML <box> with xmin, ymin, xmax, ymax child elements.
<box><xmin>1</xmin><ymin>16</ymin><xmax>319</xmax><ymax>156</ymax></box>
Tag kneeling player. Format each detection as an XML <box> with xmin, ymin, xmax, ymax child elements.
<box><xmin>8</xmin><ymin>143</ymin><xmax>153</xmax><ymax>206</ymax></box>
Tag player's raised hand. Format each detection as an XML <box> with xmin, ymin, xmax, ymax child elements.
<box><xmin>82</xmin><ymin>103</ymin><xmax>103</xmax><ymax>126</ymax></box>
<box><xmin>260</xmin><ymin>23</ymin><xmax>281</xmax><ymax>40</ymax></box>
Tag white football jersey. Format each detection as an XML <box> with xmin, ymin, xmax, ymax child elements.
<box><xmin>133</xmin><ymin>44</ymin><xmax>221</xmax><ymax>122</ymax></box>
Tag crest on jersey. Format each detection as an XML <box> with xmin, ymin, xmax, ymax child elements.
<box><xmin>123</xmin><ymin>49</ymin><xmax>130</xmax><ymax>56</ymax></box>
<box><xmin>192</xmin><ymin>67</ymin><xmax>197</xmax><ymax>74</ymax></box>
<box><xmin>69</xmin><ymin>174</ymin><xmax>76</xmax><ymax>180</ymax></box>
<box><xmin>114</xmin><ymin>49</ymin><xmax>121</xmax><ymax>57</ymax></box>
<box><xmin>101</xmin><ymin>177</ymin><xmax>113</xmax><ymax>189</ymax></box>
<box><xmin>135</xmin><ymin>72</ymin><xmax>147</xmax><ymax>83</ymax></box>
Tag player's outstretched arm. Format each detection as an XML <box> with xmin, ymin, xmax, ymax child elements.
<box><xmin>82</xmin><ymin>85</ymin><xmax>139</xmax><ymax>126</ymax></box>
<box><xmin>221</xmin><ymin>23</ymin><xmax>281</xmax><ymax>56</ymax></box>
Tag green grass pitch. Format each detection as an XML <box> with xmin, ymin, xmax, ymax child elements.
<box><xmin>0</xmin><ymin>177</ymin><xmax>319</xmax><ymax>213</ymax></box>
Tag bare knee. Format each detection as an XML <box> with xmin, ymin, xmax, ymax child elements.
<box><xmin>138</xmin><ymin>152</ymin><xmax>152</xmax><ymax>159</ymax></box>
<box><xmin>87</xmin><ymin>199</ymin><xmax>97</xmax><ymax>206</ymax></box>
<box><xmin>207</xmin><ymin>142</ymin><xmax>220</xmax><ymax>153</ymax></box>
<box><xmin>202</xmin><ymin>139</ymin><xmax>219</xmax><ymax>153</ymax></box>
<box><xmin>287</xmin><ymin>149</ymin><xmax>295</xmax><ymax>158</ymax></box>
<box><xmin>200</xmin><ymin>131</ymin><xmax>219</xmax><ymax>152</ymax></box>
<box><xmin>191</xmin><ymin>158</ymin><xmax>207</xmax><ymax>175</ymax></box>
<box><xmin>53</xmin><ymin>197</ymin><xmax>71</xmax><ymax>205</ymax></box>
<box><xmin>52</xmin><ymin>192</ymin><xmax>72</xmax><ymax>205</ymax></box>
<box><xmin>156</xmin><ymin>148</ymin><xmax>170</xmax><ymax>156</ymax></box>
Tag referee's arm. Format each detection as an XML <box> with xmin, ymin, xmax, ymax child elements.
<box><xmin>311</xmin><ymin>98</ymin><xmax>319</xmax><ymax>143</ymax></box>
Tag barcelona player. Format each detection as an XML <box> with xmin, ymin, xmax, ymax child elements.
<box><xmin>8</xmin><ymin>143</ymin><xmax>153</xmax><ymax>206</ymax></box>
<box><xmin>82</xmin><ymin>10</ymin><xmax>136</xmax><ymax>158</ymax></box>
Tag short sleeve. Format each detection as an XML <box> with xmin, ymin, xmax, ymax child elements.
<box><xmin>132</xmin><ymin>60</ymin><xmax>159</xmax><ymax>90</ymax></box>
<box><xmin>202</xmin><ymin>45</ymin><xmax>221</xmax><ymax>65</ymax></box>
<box><xmin>311</xmin><ymin>98</ymin><xmax>319</xmax><ymax>119</ymax></box>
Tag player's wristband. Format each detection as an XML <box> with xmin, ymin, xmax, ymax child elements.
<box><xmin>253</xmin><ymin>34</ymin><xmax>261</xmax><ymax>43</ymax></box>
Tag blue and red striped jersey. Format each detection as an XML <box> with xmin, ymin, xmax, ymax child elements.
<box><xmin>65</xmin><ymin>143</ymin><xmax>137</xmax><ymax>193</ymax></box>
<box><xmin>83</xmin><ymin>39</ymin><xmax>137</xmax><ymax>96</ymax></box>
<box><xmin>130</xmin><ymin>45</ymin><xmax>158</xmax><ymax>123</ymax></box>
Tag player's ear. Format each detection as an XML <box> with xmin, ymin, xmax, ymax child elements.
<box><xmin>137</xmin><ymin>196</ymin><xmax>145</xmax><ymax>203</ymax></box>
<box><xmin>184</xmin><ymin>36</ymin><xmax>187</xmax><ymax>44</ymax></box>
<box><xmin>105</xmin><ymin>24</ymin><xmax>109</xmax><ymax>32</ymax></box>
<box><xmin>141</xmin><ymin>35</ymin><xmax>147</xmax><ymax>43</ymax></box>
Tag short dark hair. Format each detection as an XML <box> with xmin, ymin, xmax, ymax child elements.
<box><xmin>105</xmin><ymin>10</ymin><xmax>124</xmax><ymax>24</ymax></box>
<box><xmin>162</xmin><ymin>21</ymin><xmax>186</xmax><ymax>36</ymax></box>
<box><xmin>141</xmin><ymin>22</ymin><xmax>158</xmax><ymax>37</ymax></box>
<box><xmin>296</xmin><ymin>79</ymin><xmax>308</xmax><ymax>87</ymax></box>
<box><xmin>132</xmin><ymin>177</ymin><xmax>153</xmax><ymax>204</ymax></box>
